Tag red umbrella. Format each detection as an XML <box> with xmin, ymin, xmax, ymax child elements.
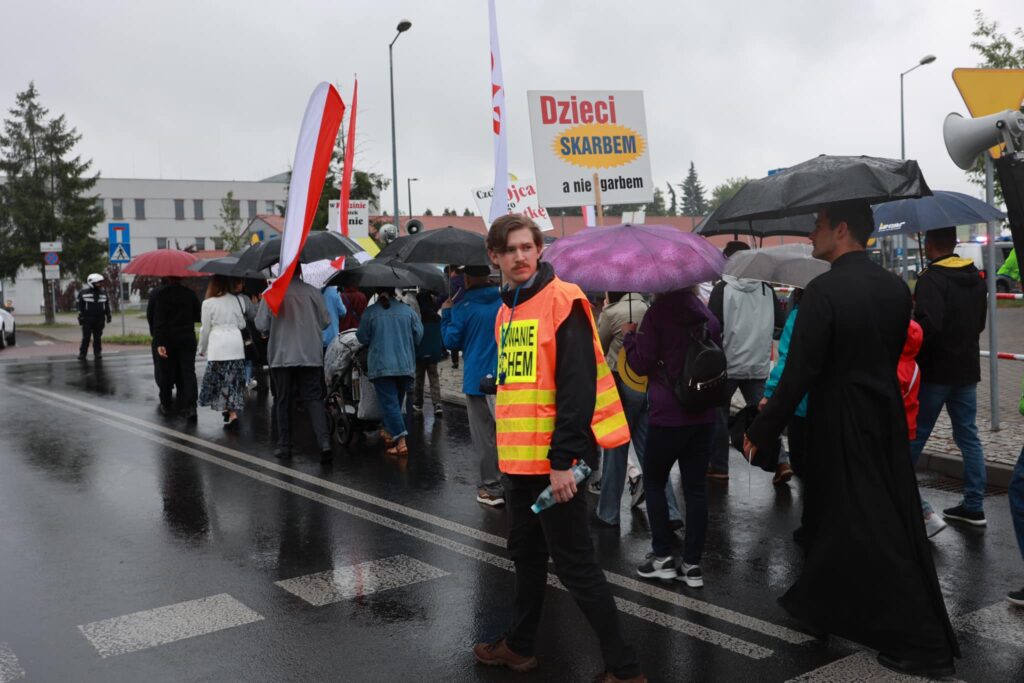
<box><xmin>122</xmin><ymin>249</ymin><xmax>200</xmax><ymax>277</ymax></box>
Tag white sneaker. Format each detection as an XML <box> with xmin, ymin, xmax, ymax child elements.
<box><xmin>924</xmin><ymin>512</ymin><xmax>947</xmax><ymax>539</ymax></box>
<box><xmin>628</xmin><ymin>474</ymin><xmax>645</xmax><ymax>508</ymax></box>
<box><xmin>587</xmin><ymin>478</ymin><xmax>602</xmax><ymax>495</ymax></box>
<box><xmin>677</xmin><ymin>562</ymin><xmax>704</xmax><ymax>588</ymax></box>
<box><xmin>637</xmin><ymin>554</ymin><xmax>677</xmax><ymax>580</ymax></box>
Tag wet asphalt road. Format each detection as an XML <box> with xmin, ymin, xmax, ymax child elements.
<box><xmin>1</xmin><ymin>351</ymin><xmax>1022</xmax><ymax>682</ymax></box>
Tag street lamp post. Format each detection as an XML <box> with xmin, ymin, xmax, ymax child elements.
<box><xmin>898</xmin><ymin>53</ymin><xmax>936</xmax><ymax>279</ymax></box>
<box><xmin>389</xmin><ymin>19</ymin><xmax>412</xmax><ymax>225</ymax></box>
<box><xmin>407</xmin><ymin>177</ymin><xmax>418</xmax><ymax>219</ymax></box>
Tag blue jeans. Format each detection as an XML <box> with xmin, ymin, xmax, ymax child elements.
<box><xmin>910</xmin><ymin>383</ymin><xmax>987</xmax><ymax>513</ymax></box>
<box><xmin>596</xmin><ymin>376</ymin><xmax>681</xmax><ymax>525</ymax></box>
<box><xmin>1010</xmin><ymin>446</ymin><xmax>1024</xmax><ymax>562</ymax></box>
<box><xmin>373</xmin><ymin>376</ymin><xmax>411</xmax><ymax>440</ymax></box>
<box><xmin>645</xmin><ymin>424</ymin><xmax>713</xmax><ymax>563</ymax></box>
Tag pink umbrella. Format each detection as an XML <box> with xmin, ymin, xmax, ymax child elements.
<box><xmin>541</xmin><ymin>224</ymin><xmax>725</xmax><ymax>293</ymax></box>
<box><xmin>122</xmin><ymin>249</ymin><xmax>199</xmax><ymax>277</ymax></box>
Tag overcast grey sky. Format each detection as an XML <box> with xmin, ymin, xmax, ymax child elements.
<box><xmin>4</xmin><ymin>0</ymin><xmax>1021</xmax><ymax>215</ymax></box>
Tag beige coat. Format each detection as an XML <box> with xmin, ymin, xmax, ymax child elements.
<box><xmin>596</xmin><ymin>293</ymin><xmax>648</xmax><ymax>372</ymax></box>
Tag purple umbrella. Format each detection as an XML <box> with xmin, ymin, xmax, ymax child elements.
<box><xmin>541</xmin><ymin>224</ymin><xmax>725</xmax><ymax>294</ymax></box>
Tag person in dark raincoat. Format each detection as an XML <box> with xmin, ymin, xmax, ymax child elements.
<box><xmin>744</xmin><ymin>200</ymin><xmax>959</xmax><ymax>678</ymax></box>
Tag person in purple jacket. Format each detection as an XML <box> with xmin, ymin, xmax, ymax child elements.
<box><xmin>623</xmin><ymin>286</ymin><xmax>722</xmax><ymax>588</ymax></box>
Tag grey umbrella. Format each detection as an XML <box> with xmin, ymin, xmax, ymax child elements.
<box><xmin>723</xmin><ymin>243</ymin><xmax>829</xmax><ymax>289</ymax></box>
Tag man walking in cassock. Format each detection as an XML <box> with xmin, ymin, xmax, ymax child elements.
<box><xmin>744</xmin><ymin>201</ymin><xmax>959</xmax><ymax>678</ymax></box>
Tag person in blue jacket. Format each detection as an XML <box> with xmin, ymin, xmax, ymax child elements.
<box><xmin>441</xmin><ymin>265</ymin><xmax>504</xmax><ymax>506</ymax></box>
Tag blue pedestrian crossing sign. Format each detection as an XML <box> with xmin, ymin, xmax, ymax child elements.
<box><xmin>108</xmin><ymin>223</ymin><xmax>132</xmax><ymax>263</ymax></box>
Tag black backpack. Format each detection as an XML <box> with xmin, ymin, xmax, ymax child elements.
<box><xmin>663</xmin><ymin>323</ymin><xmax>729</xmax><ymax>411</ymax></box>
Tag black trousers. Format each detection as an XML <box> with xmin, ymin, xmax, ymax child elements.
<box><xmin>502</xmin><ymin>474</ymin><xmax>641</xmax><ymax>678</ymax></box>
<box><xmin>271</xmin><ymin>366</ymin><xmax>330</xmax><ymax>449</ymax></box>
<box><xmin>79</xmin><ymin>320</ymin><xmax>104</xmax><ymax>356</ymax></box>
<box><xmin>157</xmin><ymin>333</ymin><xmax>198</xmax><ymax>408</ymax></box>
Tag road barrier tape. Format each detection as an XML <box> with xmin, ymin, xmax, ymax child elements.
<box><xmin>980</xmin><ymin>350</ymin><xmax>1024</xmax><ymax>362</ymax></box>
<box><xmin>996</xmin><ymin>293</ymin><xmax>1023</xmax><ymax>300</ymax></box>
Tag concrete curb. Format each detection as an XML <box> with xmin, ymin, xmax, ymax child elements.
<box><xmin>916</xmin><ymin>450</ymin><xmax>1014</xmax><ymax>489</ymax></box>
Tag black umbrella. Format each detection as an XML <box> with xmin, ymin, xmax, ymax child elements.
<box><xmin>325</xmin><ymin>259</ymin><xmax>422</xmax><ymax>289</ymax></box>
<box><xmin>187</xmin><ymin>256</ymin><xmax>266</xmax><ymax>280</ymax></box>
<box><xmin>234</xmin><ymin>232</ymin><xmax>366</xmax><ymax>273</ymax></box>
<box><xmin>375</xmin><ymin>226</ymin><xmax>489</xmax><ymax>265</ymax></box>
<box><xmin>695</xmin><ymin>201</ymin><xmax>816</xmax><ymax>239</ymax></box>
<box><xmin>716</xmin><ymin>155</ymin><xmax>932</xmax><ymax>224</ymax></box>
<box><xmin>378</xmin><ymin>259</ymin><xmax>447</xmax><ymax>292</ymax></box>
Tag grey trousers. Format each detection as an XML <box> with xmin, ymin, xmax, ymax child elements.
<box><xmin>467</xmin><ymin>394</ymin><xmax>501</xmax><ymax>494</ymax></box>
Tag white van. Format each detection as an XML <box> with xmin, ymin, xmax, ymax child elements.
<box><xmin>953</xmin><ymin>241</ymin><xmax>1018</xmax><ymax>292</ymax></box>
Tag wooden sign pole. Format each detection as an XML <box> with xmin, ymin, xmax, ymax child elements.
<box><xmin>593</xmin><ymin>173</ymin><xmax>603</xmax><ymax>226</ymax></box>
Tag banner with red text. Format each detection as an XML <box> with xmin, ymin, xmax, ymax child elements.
<box><xmin>472</xmin><ymin>177</ymin><xmax>554</xmax><ymax>231</ymax></box>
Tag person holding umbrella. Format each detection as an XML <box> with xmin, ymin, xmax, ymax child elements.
<box><xmin>150</xmin><ymin>277</ymin><xmax>202</xmax><ymax>418</ymax></box>
<box><xmin>744</xmin><ymin>200</ymin><xmax>958</xmax><ymax>677</ymax></box>
<box><xmin>76</xmin><ymin>273</ymin><xmax>112</xmax><ymax>360</ymax></box>
<box><xmin>197</xmin><ymin>275</ymin><xmax>247</xmax><ymax>429</ymax></box>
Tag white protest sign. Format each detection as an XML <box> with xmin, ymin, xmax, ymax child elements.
<box><xmin>328</xmin><ymin>199</ymin><xmax>371</xmax><ymax>238</ymax></box>
<box><xmin>527</xmin><ymin>90</ymin><xmax>653</xmax><ymax>208</ymax></box>
<box><xmin>472</xmin><ymin>177</ymin><xmax>554</xmax><ymax>231</ymax></box>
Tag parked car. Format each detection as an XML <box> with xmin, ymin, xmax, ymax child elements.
<box><xmin>955</xmin><ymin>241</ymin><xmax>1020</xmax><ymax>293</ymax></box>
<box><xmin>0</xmin><ymin>307</ymin><xmax>15</xmax><ymax>348</ymax></box>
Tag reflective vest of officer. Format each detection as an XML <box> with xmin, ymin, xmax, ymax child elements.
<box><xmin>493</xmin><ymin>277</ymin><xmax>630</xmax><ymax>475</ymax></box>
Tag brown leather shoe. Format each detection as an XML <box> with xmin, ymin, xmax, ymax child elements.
<box><xmin>592</xmin><ymin>673</ymin><xmax>647</xmax><ymax>682</ymax></box>
<box><xmin>473</xmin><ymin>638</ymin><xmax>538</xmax><ymax>672</ymax></box>
<box><xmin>773</xmin><ymin>462</ymin><xmax>794</xmax><ymax>486</ymax></box>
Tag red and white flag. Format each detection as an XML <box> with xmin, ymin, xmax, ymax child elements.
<box><xmin>263</xmin><ymin>82</ymin><xmax>346</xmax><ymax>315</ymax></box>
<box><xmin>338</xmin><ymin>77</ymin><xmax>358</xmax><ymax>237</ymax></box>
<box><xmin>582</xmin><ymin>205</ymin><xmax>596</xmax><ymax>227</ymax></box>
<box><xmin>487</xmin><ymin>0</ymin><xmax>509</xmax><ymax>226</ymax></box>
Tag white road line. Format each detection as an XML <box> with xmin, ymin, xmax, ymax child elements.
<box><xmin>31</xmin><ymin>341</ymin><xmax>53</xmax><ymax>346</ymax></box>
<box><xmin>953</xmin><ymin>601</ymin><xmax>1024</xmax><ymax>647</ymax></box>
<box><xmin>0</xmin><ymin>643</ymin><xmax>26</xmax><ymax>682</ymax></box>
<box><xmin>78</xmin><ymin>593</ymin><xmax>263</xmax><ymax>658</ymax></box>
<box><xmin>12</xmin><ymin>386</ymin><xmax>775</xmax><ymax>660</ymax></box>
<box><xmin>276</xmin><ymin>555</ymin><xmax>450</xmax><ymax>607</ymax></box>
<box><xmin>785</xmin><ymin>651</ymin><xmax>965</xmax><ymax>682</ymax></box>
<box><xmin>17</xmin><ymin>383</ymin><xmax>812</xmax><ymax>646</ymax></box>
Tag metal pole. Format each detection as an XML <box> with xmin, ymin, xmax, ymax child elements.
<box><xmin>119</xmin><ymin>269</ymin><xmax>126</xmax><ymax>336</ymax></box>
<box><xmin>407</xmin><ymin>178</ymin><xmax>414</xmax><ymax>218</ymax></box>
<box><xmin>984</xmin><ymin>154</ymin><xmax>1000</xmax><ymax>431</ymax></box>
<box><xmin>899</xmin><ymin>71</ymin><xmax>909</xmax><ymax>280</ymax></box>
<box><xmin>389</xmin><ymin>39</ymin><xmax>400</xmax><ymax>228</ymax></box>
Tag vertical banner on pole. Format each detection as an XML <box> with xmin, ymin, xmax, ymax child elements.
<box><xmin>339</xmin><ymin>78</ymin><xmax>359</xmax><ymax>237</ymax></box>
<box><xmin>487</xmin><ymin>0</ymin><xmax>509</xmax><ymax>224</ymax></box>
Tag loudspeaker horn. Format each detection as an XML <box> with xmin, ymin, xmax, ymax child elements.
<box><xmin>943</xmin><ymin>109</ymin><xmax>1024</xmax><ymax>170</ymax></box>
<box><xmin>405</xmin><ymin>219</ymin><xmax>424</xmax><ymax>235</ymax></box>
<box><xmin>378</xmin><ymin>223</ymin><xmax>398</xmax><ymax>244</ymax></box>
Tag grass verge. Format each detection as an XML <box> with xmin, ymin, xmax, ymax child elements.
<box><xmin>103</xmin><ymin>334</ymin><xmax>152</xmax><ymax>345</ymax></box>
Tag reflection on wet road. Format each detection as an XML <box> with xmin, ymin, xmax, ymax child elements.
<box><xmin>0</xmin><ymin>352</ymin><xmax>1021</xmax><ymax>681</ymax></box>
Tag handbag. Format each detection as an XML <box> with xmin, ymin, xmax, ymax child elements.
<box><xmin>236</xmin><ymin>296</ymin><xmax>258</xmax><ymax>361</ymax></box>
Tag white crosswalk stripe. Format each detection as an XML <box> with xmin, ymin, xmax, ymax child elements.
<box><xmin>953</xmin><ymin>601</ymin><xmax>1024</xmax><ymax>647</ymax></box>
<box><xmin>785</xmin><ymin>651</ymin><xmax>965</xmax><ymax>682</ymax></box>
<box><xmin>78</xmin><ymin>593</ymin><xmax>264</xmax><ymax>658</ymax></box>
<box><xmin>32</xmin><ymin>340</ymin><xmax>53</xmax><ymax>346</ymax></box>
<box><xmin>276</xmin><ymin>555</ymin><xmax>449</xmax><ymax>607</ymax></box>
<box><xmin>0</xmin><ymin>643</ymin><xmax>26</xmax><ymax>683</ymax></box>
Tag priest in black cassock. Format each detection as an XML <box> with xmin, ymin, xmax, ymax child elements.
<box><xmin>744</xmin><ymin>200</ymin><xmax>959</xmax><ymax>678</ymax></box>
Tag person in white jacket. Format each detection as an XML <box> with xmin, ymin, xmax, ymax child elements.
<box><xmin>198</xmin><ymin>275</ymin><xmax>248</xmax><ymax>429</ymax></box>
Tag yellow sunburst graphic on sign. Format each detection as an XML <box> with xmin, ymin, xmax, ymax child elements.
<box><xmin>551</xmin><ymin>122</ymin><xmax>646</xmax><ymax>170</ymax></box>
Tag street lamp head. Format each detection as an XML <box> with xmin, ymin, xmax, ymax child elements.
<box><xmin>919</xmin><ymin>54</ymin><xmax>937</xmax><ymax>65</ymax></box>
<box><xmin>410</xmin><ymin>177</ymin><xmax>419</xmax><ymax>182</ymax></box>
<box><xmin>396</xmin><ymin>19</ymin><xmax>412</xmax><ymax>32</ymax></box>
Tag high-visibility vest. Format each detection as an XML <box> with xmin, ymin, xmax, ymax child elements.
<box><xmin>493</xmin><ymin>277</ymin><xmax>630</xmax><ymax>475</ymax></box>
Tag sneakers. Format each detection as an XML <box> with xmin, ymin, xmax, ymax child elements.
<box><xmin>587</xmin><ymin>478</ymin><xmax>602</xmax><ymax>495</ymax></box>
<box><xmin>476</xmin><ymin>489</ymin><xmax>505</xmax><ymax>507</ymax></box>
<box><xmin>677</xmin><ymin>562</ymin><xmax>703</xmax><ymax>588</ymax></box>
<box><xmin>1007</xmin><ymin>587</ymin><xmax>1024</xmax><ymax>607</ymax></box>
<box><xmin>942</xmin><ymin>504</ymin><xmax>986</xmax><ymax>526</ymax></box>
<box><xmin>636</xmin><ymin>554</ymin><xmax>677</xmax><ymax>580</ymax></box>
<box><xmin>473</xmin><ymin>638</ymin><xmax>537</xmax><ymax>672</ymax></box>
<box><xmin>924</xmin><ymin>512</ymin><xmax>948</xmax><ymax>538</ymax></box>
<box><xmin>773</xmin><ymin>462</ymin><xmax>793</xmax><ymax>486</ymax></box>
<box><xmin>412</xmin><ymin>403</ymin><xmax>423</xmax><ymax>414</ymax></box>
<box><xmin>628</xmin><ymin>474</ymin><xmax>645</xmax><ymax>508</ymax></box>
<box><xmin>434</xmin><ymin>405</ymin><xmax>443</xmax><ymax>417</ymax></box>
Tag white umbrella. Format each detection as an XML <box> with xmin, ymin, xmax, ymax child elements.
<box><xmin>723</xmin><ymin>244</ymin><xmax>829</xmax><ymax>289</ymax></box>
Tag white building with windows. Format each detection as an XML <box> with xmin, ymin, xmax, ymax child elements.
<box><xmin>1</xmin><ymin>175</ymin><xmax>289</xmax><ymax>314</ymax></box>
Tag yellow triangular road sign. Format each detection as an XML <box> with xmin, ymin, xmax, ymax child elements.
<box><xmin>952</xmin><ymin>68</ymin><xmax>1024</xmax><ymax>158</ymax></box>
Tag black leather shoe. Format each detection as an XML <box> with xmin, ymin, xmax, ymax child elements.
<box><xmin>184</xmin><ymin>408</ymin><xmax>198</xmax><ymax>422</ymax></box>
<box><xmin>158</xmin><ymin>403</ymin><xmax>174</xmax><ymax>416</ymax></box>
<box><xmin>877</xmin><ymin>653</ymin><xmax>955</xmax><ymax>678</ymax></box>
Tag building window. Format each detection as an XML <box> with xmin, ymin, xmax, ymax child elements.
<box><xmin>174</xmin><ymin>199</ymin><xmax>185</xmax><ymax>220</ymax></box>
<box><xmin>265</xmin><ymin>200</ymin><xmax>275</xmax><ymax>214</ymax></box>
<box><xmin>213</xmin><ymin>238</ymin><xmax>224</xmax><ymax>251</ymax></box>
<box><xmin>156</xmin><ymin>237</ymin><xmax>168</xmax><ymax>249</ymax></box>
<box><xmin>95</xmin><ymin>198</ymin><xmax>104</xmax><ymax>217</ymax></box>
<box><xmin>195</xmin><ymin>237</ymin><xmax>206</xmax><ymax>250</ymax></box>
<box><xmin>231</xmin><ymin>199</ymin><xmax>240</xmax><ymax>215</ymax></box>
<box><xmin>112</xmin><ymin>198</ymin><xmax>123</xmax><ymax>219</ymax></box>
<box><xmin>194</xmin><ymin>199</ymin><xmax>204</xmax><ymax>220</ymax></box>
<box><xmin>247</xmin><ymin>200</ymin><xmax>257</xmax><ymax>218</ymax></box>
<box><xmin>134</xmin><ymin>199</ymin><xmax>146</xmax><ymax>219</ymax></box>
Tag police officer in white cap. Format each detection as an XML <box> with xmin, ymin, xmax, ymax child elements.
<box><xmin>77</xmin><ymin>273</ymin><xmax>112</xmax><ymax>360</ymax></box>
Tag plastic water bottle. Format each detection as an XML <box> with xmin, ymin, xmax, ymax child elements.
<box><xmin>530</xmin><ymin>462</ymin><xmax>593</xmax><ymax>514</ymax></box>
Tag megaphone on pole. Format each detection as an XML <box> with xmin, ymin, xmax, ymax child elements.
<box><xmin>943</xmin><ymin>109</ymin><xmax>1024</xmax><ymax>170</ymax></box>
<box><xmin>405</xmin><ymin>219</ymin><xmax>424</xmax><ymax>235</ymax></box>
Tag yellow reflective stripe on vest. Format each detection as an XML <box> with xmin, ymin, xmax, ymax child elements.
<box><xmin>498</xmin><ymin>444</ymin><xmax>550</xmax><ymax>460</ymax></box>
<box><xmin>592</xmin><ymin>409</ymin><xmax>628</xmax><ymax>441</ymax></box>
<box><xmin>496</xmin><ymin>388</ymin><xmax>557</xmax><ymax>406</ymax></box>
<box><xmin>595</xmin><ymin>385</ymin><xmax>621</xmax><ymax>411</ymax></box>
<box><xmin>496</xmin><ymin>416</ymin><xmax>556</xmax><ymax>434</ymax></box>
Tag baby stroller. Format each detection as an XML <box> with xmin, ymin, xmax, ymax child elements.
<box><xmin>324</xmin><ymin>329</ymin><xmax>381</xmax><ymax>446</ymax></box>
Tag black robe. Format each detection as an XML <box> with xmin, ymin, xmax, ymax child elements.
<box><xmin>747</xmin><ymin>250</ymin><xmax>959</xmax><ymax>662</ymax></box>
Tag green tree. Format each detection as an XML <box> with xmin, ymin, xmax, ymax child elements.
<box><xmin>709</xmin><ymin>177</ymin><xmax>751</xmax><ymax>211</ymax></box>
<box><xmin>664</xmin><ymin>182</ymin><xmax>678</xmax><ymax>216</ymax></box>
<box><xmin>463</xmin><ymin>208</ymin><xmax>474</xmax><ymax>216</ymax></box>
<box><xmin>679</xmin><ymin>162</ymin><xmax>708</xmax><ymax>216</ymax></box>
<box><xmin>644</xmin><ymin>187</ymin><xmax>668</xmax><ymax>216</ymax></box>
<box><xmin>0</xmin><ymin>82</ymin><xmax>104</xmax><ymax>322</ymax></box>
<box><xmin>423</xmin><ymin>208</ymin><xmax>434</xmax><ymax>215</ymax></box>
<box><xmin>307</xmin><ymin>125</ymin><xmax>389</xmax><ymax>232</ymax></box>
<box><xmin>215</xmin><ymin>190</ymin><xmax>246</xmax><ymax>252</ymax></box>
<box><xmin>966</xmin><ymin>11</ymin><xmax>1024</xmax><ymax>199</ymax></box>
